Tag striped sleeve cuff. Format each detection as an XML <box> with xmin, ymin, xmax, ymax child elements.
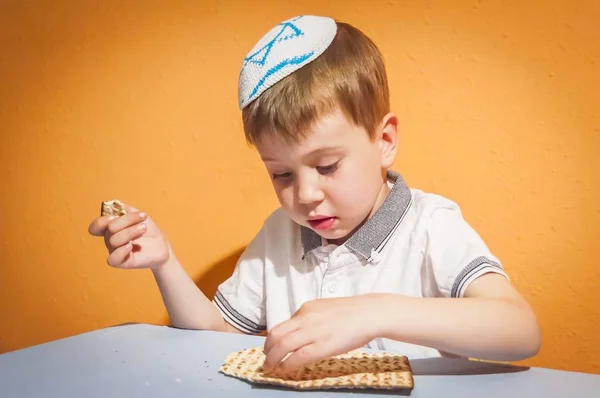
<box><xmin>213</xmin><ymin>290</ymin><xmax>266</xmax><ymax>335</ymax></box>
<box><xmin>451</xmin><ymin>256</ymin><xmax>508</xmax><ymax>298</ymax></box>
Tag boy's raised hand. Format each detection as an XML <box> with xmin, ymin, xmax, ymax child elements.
<box><xmin>261</xmin><ymin>296</ymin><xmax>380</xmax><ymax>373</ymax></box>
<box><xmin>88</xmin><ymin>204</ymin><xmax>170</xmax><ymax>270</ymax></box>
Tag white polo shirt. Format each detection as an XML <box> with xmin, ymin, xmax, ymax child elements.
<box><xmin>213</xmin><ymin>170</ymin><xmax>508</xmax><ymax>358</ymax></box>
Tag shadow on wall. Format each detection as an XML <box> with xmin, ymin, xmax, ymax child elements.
<box><xmin>160</xmin><ymin>247</ymin><xmax>246</xmax><ymax>326</ymax></box>
<box><xmin>196</xmin><ymin>247</ymin><xmax>246</xmax><ymax>300</ymax></box>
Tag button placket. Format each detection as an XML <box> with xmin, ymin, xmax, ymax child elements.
<box><xmin>319</xmin><ymin>247</ymin><xmax>348</xmax><ymax>298</ymax></box>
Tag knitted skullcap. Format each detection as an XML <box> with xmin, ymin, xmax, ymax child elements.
<box><xmin>238</xmin><ymin>15</ymin><xmax>337</xmax><ymax>110</ymax></box>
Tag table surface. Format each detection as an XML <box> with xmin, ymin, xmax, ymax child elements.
<box><xmin>0</xmin><ymin>323</ymin><xmax>598</xmax><ymax>397</ymax></box>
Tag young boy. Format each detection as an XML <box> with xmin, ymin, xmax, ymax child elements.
<box><xmin>88</xmin><ymin>15</ymin><xmax>541</xmax><ymax>372</ymax></box>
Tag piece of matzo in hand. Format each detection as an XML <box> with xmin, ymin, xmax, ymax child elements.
<box><xmin>219</xmin><ymin>347</ymin><xmax>414</xmax><ymax>391</ymax></box>
<box><xmin>101</xmin><ymin>199</ymin><xmax>127</xmax><ymax>217</ymax></box>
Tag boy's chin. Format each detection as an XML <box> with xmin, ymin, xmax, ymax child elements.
<box><xmin>311</xmin><ymin>227</ymin><xmax>353</xmax><ymax>245</ymax></box>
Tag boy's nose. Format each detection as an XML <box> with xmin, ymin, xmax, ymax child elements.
<box><xmin>296</xmin><ymin>175</ymin><xmax>325</xmax><ymax>204</ymax></box>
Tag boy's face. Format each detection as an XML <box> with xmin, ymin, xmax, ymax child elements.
<box><xmin>256</xmin><ymin>109</ymin><xmax>398</xmax><ymax>245</ymax></box>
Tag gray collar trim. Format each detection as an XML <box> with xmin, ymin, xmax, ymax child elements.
<box><xmin>300</xmin><ymin>169</ymin><xmax>412</xmax><ymax>262</ymax></box>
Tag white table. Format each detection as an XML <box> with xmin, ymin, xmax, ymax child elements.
<box><xmin>0</xmin><ymin>324</ymin><xmax>598</xmax><ymax>397</ymax></box>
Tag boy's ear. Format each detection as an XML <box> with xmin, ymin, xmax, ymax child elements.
<box><xmin>377</xmin><ymin>113</ymin><xmax>399</xmax><ymax>169</ymax></box>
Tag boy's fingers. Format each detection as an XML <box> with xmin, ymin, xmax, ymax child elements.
<box><xmin>105</xmin><ymin>211</ymin><xmax>148</xmax><ymax>236</ymax></box>
<box><xmin>123</xmin><ymin>204</ymin><xmax>140</xmax><ymax>213</ymax></box>
<box><xmin>88</xmin><ymin>203</ymin><xmax>144</xmax><ymax>237</ymax></box>
<box><xmin>263</xmin><ymin>329</ymin><xmax>310</xmax><ymax>371</ymax></box>
<box><xmin>107</xmin><ymin>223</ymin><xmax>147</xmax><ymax>250</ymax></box>
<box><xmin>277</xmin><ymin>343</ymin><xmax>322</xmax><ymax>373</ymax></box>
<box><xmin>88</xmin><ymin>216</ymin><xmax>117</xmax><ymax>236</ymax></box>
<box><xmin>107</xmin><ymin>242</ymin><xmax>134</xmax><ymax>268</ymax></box>
<box><xmin>264</xmin><ymin>318</ymin><xmax>300</xmax><ymax>354</ymax></box>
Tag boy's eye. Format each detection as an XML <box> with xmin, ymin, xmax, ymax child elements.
<box><xmin>272</xmin><ymin>171</ymin><xmax>293</xmax><ymax>180</ymax></box>
<box><xmin>317</xmin><ymin>162</ymin><xmax>339</xmax><ymax>175</ymax></box>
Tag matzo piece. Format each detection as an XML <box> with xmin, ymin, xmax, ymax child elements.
<box><xmin>101</xmin><ymin>199</ymin><xmax>127</xmax><ymax>217</ymax></box>
<box><xmin>219</xmin><ymin>347</ymin><xmax>414</xmax><ymax>391</ymax></box>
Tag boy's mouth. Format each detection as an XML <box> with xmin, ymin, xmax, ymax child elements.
<box><xmin>308</xmin><ymin>216</ymin><xmax>336</xmax><ymax>230</ymax></box>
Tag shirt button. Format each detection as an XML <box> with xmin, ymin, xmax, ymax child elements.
<box><xmin>323</xmin><ymin>256</ymin><xmax>330</xmax><ymax>262</ymax></box>
<box><xmin>328</xmin><ymin>284</ymin><xmax>337</xmax><ymax>293</ymax></box>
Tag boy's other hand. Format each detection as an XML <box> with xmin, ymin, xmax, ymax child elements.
<box><xmin>88</xmin><ymin>204</ymin><xmax>170</xmax><ymax>270</ymax></box>
<box><xmin>262</xmin><ymin>296</ymin><xmax>378</xmax><ymax>373</ymax></box>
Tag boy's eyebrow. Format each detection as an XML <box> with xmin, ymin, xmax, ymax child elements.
<box><xmin>304</xmin><ymin>145</ymin><xmax>345</xmax><ymax>158</ymax></box>
<box><xmin>261</xmin><ymin>146</ymin><xmax>345</xmax><ymax>162</ymax></box>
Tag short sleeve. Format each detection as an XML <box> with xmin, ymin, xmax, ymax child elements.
<box><xmin>425</xmin><ymin>204</ymin><xmax>509</xmax><ymax>298</ymax></box>
<box><xmin>212</xmin><ymin>227</ymin><xmax>267</xmax><ymax>334</ymax></box>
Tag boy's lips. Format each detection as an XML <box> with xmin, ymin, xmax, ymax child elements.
<box><xmin>308</xmin><ymin>216</ymin><xmax>336</xmax><ymax>230</ymax></box>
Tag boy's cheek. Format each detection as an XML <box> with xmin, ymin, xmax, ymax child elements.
<box><xmin>275</xmin><ymin>189</ymin><xmax>292</xmax><ymax>207</ymax></box>
<box><xmin>276</xmin><ymin>194</ymin><xmax>302</xmax><ymax>221</ymax></box>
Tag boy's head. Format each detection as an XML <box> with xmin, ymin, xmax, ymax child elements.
<box><xmin>238</xmin><ymin>15</ymin><xmax>399</xmax><ymax>244</ymax></box>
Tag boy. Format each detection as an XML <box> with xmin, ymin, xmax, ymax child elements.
<box><xmin>89</xmin><ymin>15</ymin><xmax>541</xmax><ymax>372</ymax></box>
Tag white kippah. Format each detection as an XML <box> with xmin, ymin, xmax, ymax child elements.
<box><xmin>238</xmin><ymin>15</ymin><xmax>337</xmax><ymax>110</ymax></box>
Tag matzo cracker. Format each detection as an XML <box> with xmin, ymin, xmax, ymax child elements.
<box><xmin>219</xmin><ymin>347</ymin><xmax>414</xmax><ymax>391</ymax></box>
<box><xmin>101</xmin><ymin>199</ymin><xmax>127</xmax><ymax>217</ymax></box>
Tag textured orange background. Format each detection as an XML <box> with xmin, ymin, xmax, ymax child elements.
<box><xmin>1</xmin><ymin>0</ymin><xmax>598</xmax><ymax>374</ymax></box>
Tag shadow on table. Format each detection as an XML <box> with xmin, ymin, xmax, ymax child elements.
<box><xmin>248</xmin><ymin>384</ymin><xmax>413</xmax><ymax>396</ymax></box>
<box><xmin>410</xmin><ymin>357</ymin><xmax>530</xmax><ymax>375</ymax></box>
<box><xmin>244</xmin><ymin>359</ymin><xmax>530</xmax><ymax>396</ymax></box>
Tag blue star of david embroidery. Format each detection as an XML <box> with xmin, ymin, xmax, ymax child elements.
<box><xmin>241</xmin><ymin>16</ymin><xmax>315</xmax><ymax>105</ymax></box>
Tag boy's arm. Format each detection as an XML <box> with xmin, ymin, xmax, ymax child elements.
<box><xmin>372</xmin><ymin>272</ymin><xmax>541</xmax><ymax>361</ymax></box>
<box><xmin>88</xmin><ymin>205</ymin><xmax>246</xmax><ymax>334</ymax></box>
<box><xmin>373</xmin><ymin>202</ymin><xmax>541</xmax><ymax>360</ymax></box>
<box><xmin>262</xmin><ymin>273</ymin><xmax>540</xmax><ymax>372</ymax></box>
<box><xmin>152</xmin><ymin>249</ymin><xmax>245</xmax><ymax>334</ymax></box>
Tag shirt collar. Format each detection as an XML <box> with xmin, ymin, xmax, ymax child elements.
<box><xmin>300</xmin><ymin>169</ymin><xmax>412</xmax><ymax>262</ymax></box>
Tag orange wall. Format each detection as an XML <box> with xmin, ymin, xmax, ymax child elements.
<box><xmin>1</xmin><ymin>0</ymin><xmax>598</xmax><ymax>374</ymax></box>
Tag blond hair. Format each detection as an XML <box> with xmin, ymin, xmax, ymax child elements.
<box><xmin>241</xmin><ymin>22</ymin><xmax>390</xmax><ymax>146</ymax></box>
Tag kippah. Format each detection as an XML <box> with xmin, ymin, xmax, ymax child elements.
<box><xmin>238</xmin><ymin>15</ymin><xmax>337</xmax><ymax>110</ymax></box>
